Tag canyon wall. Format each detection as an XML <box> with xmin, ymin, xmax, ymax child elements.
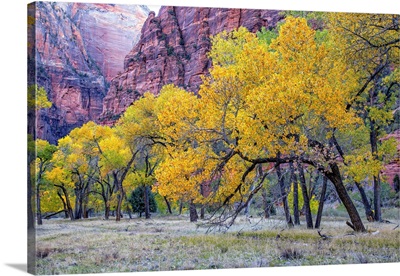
<box><xmin>99</xmin><ymin>6</ymin><xmax>283</xmax><ymax>123</ymax></box>
<box><xmin>29</xmin><ymin>2</ymin><xmax>149</xmax><ymax>143</ymax></box>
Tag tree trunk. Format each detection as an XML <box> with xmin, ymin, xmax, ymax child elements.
<box><xmin>179</xmin><ymin>201</ymin><xmax>183</xmax><ymax>215</ymax></box>
<box><xmin>114</xmin><ymin>153</ymin><xmax>137</xmax><ymax>221</ymax></box>
<box><xmin>83</xmin><ymin>205</ymin><xmax>89</xmax><ymax>219</ymax></box>
<box><xmin>297</xmin><ymin>162</ymin><xmax>313</xmax><ymax>229</ymax></box>
<box><xmin>276</xmin><ymin>163</ymin><xmax>293</xmax><ymax>227</ymax></box>
<box><xmin>289</xmin><ymin>162</ymin><xmax>300</xmax><ymax>225</ymax></box>
<box><xmin>43</xmin><ymin>210</ymin><xmax>65</xmax><ymax>219</ymax></box>
<box><xmin>36</xmin><ymin>183</ymin><xmax>42</xmax><ymax>225</ymax></box>
<box><xmin>55</xmin><ymin>184</ymin><xmax>74</xmax><ymax>220</ymax></box>
<box><xmin>354</xmin><ymin>181</ymin><xmax>374</xmax><ymax>221</ymax></box>
<box><xmin>116</xmin><ymin>193</ymin><xmax>123</xmax><ymax>221</ymax></box>
<box><xmin>370</xmin><ymin>122</ymin><xmax>382</xmax><ymax>222</ymax></box>
<box><xmin>82</xmin><ymin>184</ymin><xmax>90</xmax><ymax>219</ymax></box>
<box><xmin>27</xmin><ymin>160</ymin><xmax>35</xmax><ymax>230</ymax></box>
<box><xmin>200</xmin><ymin>206</ymin><xmax>205</xmax><ymax>219</ymax></box>
<box><xmin>164</xmin><ymin>196</ymin><xmax>172</xmax><ymax>214</ymax></box>
<box><xmin>113</xmin><ymin>172</ymin><xmax>125</xmax><ymax>222</ymax></box>
<box><xmin>261</xmin><ymin>188</ymin><xmax>270</xmax><ymax>218</ymax></box>
<box><xmin>315</xmin><ymin>176</ymin><xmax>328</xmax><ymax>229</ymax></box>
<box><xmin>64</xmin><ymin>191</ymin><xmax>74</xmax><ymax>220</ymax></box>
<box><xmin>244</xmin><ymin>184</ymin><xmax>255</xmax><ymax>217</ymax></box>
<box><xmin>126</xmin><ymin>205</ymin><xmax>133</xmax><ymax>219</ymax></box>
<box><xmin>326</xmin><ymin>164</ymin><xmax>365</xmax><ymax>232</ymax></box>
<box><xmin>104</xmin><ymin>202</ymin><xmax>110</xmax><ymax>220</ymax></box>
<box><xmin>373</xmin><ymin>175</ymin><xmax>382</xmax><ymax>222</ymax></box>
<box><xmin>189</xmin><ymin>200</ymin><xmax>198</xmax><ymax>222</ymax></box>
<box><xmin>144</xmin><ymin>185</ymin><xmax>151</xmax><ymax>219</ymax></box>
<box><xmin>57</xmin><ymin>191</ymin><xmax>69</xmax><ymax>218</ymax></box>
<box><xmin>74</xmin><ymin>190</ymin><xmax>83</xmax><ymax>220</ymax></box>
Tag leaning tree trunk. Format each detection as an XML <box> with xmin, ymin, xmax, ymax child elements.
<box><xmin>55</xmin><ymin>184</ymin><xmax>74</xmax><ymax>220</ymax></box>
<box><xmin>189</xmin><ymin>200</ymin><xmax>198</xmax><ymax>222</ymax></box>
<box><xmin>244</xmin><ymin>184</ymin><xmax>255</xmax><ymax>217</ymax></box>
<box><xmin>326</xmin><ymin>164</ymin><xmax>365</xmax><ymax>232</ymax></box>
<box><xmin>164</xmin><ymin>196</ymin><xmax>173</xmax><ymax>214</ymax></box>
<box><xmin>276</xmin><ymin>163</ymin><xmax>294</xmax><ymax>227</ymax></box>
<box><xmin>297</xmin><ymin>162</ymin><xmax>313</xmax><ymax>229</ymax></box>
<box><xmin>315</xmin><ymin>176</ymin><xmax>328</xmax><ymax>229</ymax></box>
<box><xmin>289</xmin><ymin>162</ymin><xmax>300</xmax><ymax>225</ymax></box>
<box><xmin>57</xmin><ymin>191</ymin><xmax>69</xmax><ymax>218</ymax></box>
<box><xmin>354</xmin><ymin>181</ymin><xmax>374</xmax><ymax>221</ymax></box>
<box><xmin>64</xmin><ymin>191</ymin><xmax>74</xmax><ymax>220</ymax></box>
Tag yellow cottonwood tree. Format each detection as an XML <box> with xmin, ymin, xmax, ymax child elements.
<box><xmin>327</xmin><ymin>13</ymin><xmax>399</xmax><ymax>222</ymax></box>
<box><xmin>118</xmin><ymin>84</ymin><xmax>204</xmax><ymax>221</ymax></box>
<box><xmin>45</xmin><ymin>160</ymin><xmax>75</xmax><ymax>220</ymax></box>
<box><xmin>154</xmin><ymin>17</ymin><xmax>367</xmax><ymax>231</ymax></box>
<box><xmin>33</xmin><ymin>139</ymin><xmax>57</xmax><ymax>225</ymax></box>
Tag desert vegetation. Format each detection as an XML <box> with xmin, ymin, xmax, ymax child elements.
<box><xmin>28</xmin><ymin>11</ymin><xmax>399</xmax><ymax>274</ymax></box>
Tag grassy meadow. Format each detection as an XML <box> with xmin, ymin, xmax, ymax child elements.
<box><xmin>36</xmin><ymin>209</ymin><xmax>400</xmax><ymax>275</ymax></box>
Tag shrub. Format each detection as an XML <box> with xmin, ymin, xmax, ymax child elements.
<box><xmin>128</xmin><ymin>186</ymin><xmax>157</xmax><ymax>217</ymax></box>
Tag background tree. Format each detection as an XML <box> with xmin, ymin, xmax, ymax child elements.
<box><xmin>327</xmin><ymin>13</ymin><xmax>399</xmax><ymax>222</ymax></box>
<box><xmin>128</xmin><ymin>186</ymin><xmax>157</xmax><ymax>217</ymax></box>
<box><xmin>34</xmin><ymin>139</ymin><xmax>56</xmax><ymax>225</ymax></box>
<box><xmin>27</xmin><ymin>85</ymin><xmax>52</xmax><ymax>229</ymax></box>
<box><xmin>45</xmin><ymin>164</ymin><xmax>75</xmax><ymax>220</ymax></box>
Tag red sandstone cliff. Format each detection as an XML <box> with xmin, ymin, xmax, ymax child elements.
<box><xmin>30</xmin><ymin>2</ymin><xmax>149</xmax><ymax>143</ymax></box>
<box><xmin>381</xmin><ymin>129</ymin><xmax>400</xmax><ymax>186</ymax></box>
<box><xmin>99</xmin><ymin>6</ymin><xmax>283</xmax><ymax>123</ymax></box>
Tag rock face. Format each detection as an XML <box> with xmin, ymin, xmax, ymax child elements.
<box><xmin>29</xmin><ymin>2</ymin><xmax>149</xmax><ymax>143</ymax></box>
<box><xmin>99</xmin><ymin>6</ymin><xmax>283</xmax><ymax>123</ymax></box>
<box><xmin>381</xmin><ymin>129</ymin><xmax>400</xmax><ymax>187</ymax></box>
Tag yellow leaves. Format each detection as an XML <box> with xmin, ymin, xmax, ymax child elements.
<box><xmin>45</xmin><ymin>166</ymin><xmax>74</xmax><ymax>188</ymax></box>
<box><xmin>271</xmin><ymin>16</ymin><xmax>317</xmax><ymax>62</ymax></box>
<box><xmin>27</xmin><ymin>85</ymin><xmax>52</xmax><ymax>111</ymax></box>
<box><xmin>156</xmin><ymin>85</ymin><xmax>199</xmax><ymax>142</ymax></box>
<box><xmin>98</xmin><ymin>132</ymin><xmax>130</xmax><ymax>171</ymax></box>
<box><xmin>208</xmin><ymin>27</ymin><xmax>258</xmax><ymax>67</ymax></box>
<box><xmin>117</xmin><ymin>92</ymin><xmax>157</xmax><ymax>142</ymax></box>
<box><xmin>344</xmin><ymin>152</ymin><xmax>383</xmax><ymax>183</ymax></box>
<box><xmin>155</xmin><ymin>145</ymin><xmax>218</xmax><ymax>202</ymax></box>
<box><xmin>287</xmin><ymin>183</ymin><xmax>319</xmax><ymax>215</ymax></box>
<box><xmin>327</xmin><ymin>13</ymin><xmax>399</xmax><ymax>70</ymax></box>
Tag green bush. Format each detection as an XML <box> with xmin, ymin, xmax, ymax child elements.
<box><xmin>128</xmin><ymin>186</ymin><xmax>157</xmax><ymax>217</ymax></box>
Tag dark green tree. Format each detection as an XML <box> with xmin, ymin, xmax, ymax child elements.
<box><xmin>128</xmin><ymin>186</ymin><xmax>157</xmax><ymax>217</ymax></box>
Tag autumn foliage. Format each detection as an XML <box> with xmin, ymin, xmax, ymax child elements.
<box><xmin>30</xmin><ymin>15</ymin><xmax>399</xmax><ymax>232</ymax></box>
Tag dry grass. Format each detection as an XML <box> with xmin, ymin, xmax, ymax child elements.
<box><xmin>35</xmin><ymin>214</ymin><xmax>400</xmax><ymax>274</ymax></box>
